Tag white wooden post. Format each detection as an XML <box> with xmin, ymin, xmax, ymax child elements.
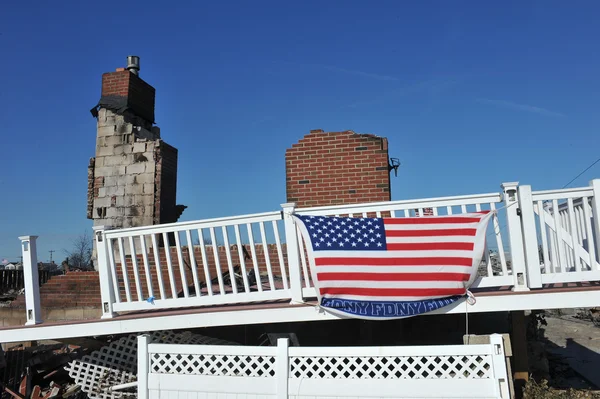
<box><xmin>276</xmin><ymin>338</ymin><xmax>289</xmax><ymax>399</ymax></box>
<box><xmin>281</xmin><ymin>203</ymin><xmax>304</xmax><ymax>303</ymax></box>
<box><xmin>137</xmin><ymin>334</ymin><xmax>150</xmax><ymax>399</ymax></box>
<box><xmin>19</xmin><ymin>236</ymin><xmax>42</xmax><ymax>325</ymax></box>
<box><xmin>501</xmin><ymin>182</ymin><xmax>529</xmax><ymax>292</ymax></box>
<box><xmin>518</xmin><ymin>185</ymin><xmax>543</xmax><ymax>289</ymax></box>
<box><xmin>93</xmin><ymin>226</ymin><xmax>116</xmax><ymax>319</ymax></box>
<box><xmin>590</xmin><ymin>179</ymin><xmax>600</xmax><ymax>265</ymax></box>
<box><xmin>489</xmin><ymin>334</ymin><xmax>510</xmax><ymax>399</ymax></box>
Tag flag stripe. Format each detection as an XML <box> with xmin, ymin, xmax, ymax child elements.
<box><xmin>317</xmin><ymin>272</ymin><xmax>470</xmax><ymax>282</ymax></box>
<box><xmin>315</xmin><ymin>265</ymin><xmax>474</xmax><ymax>274</ymax></box>
<box><xmin>385</xmin><ymin>229</ymin><xmax>477</xmax><ymax>237</ymax></box>
<box><xmin>319</xmin><ymin>287</ymin><xmax>466</xmax><ymax>297</ymax></box>
<box><xmin>384</xmin><ymin>217</ymin><xmax>484</xmax><ymax>225</ymax></box>
<box><xmin>386</xmin><ymin>242</ymin><xmax>474</xmax><ymax>251</ymax></box>
<box><xmin>315</xmin><ymin>256</ymin><xmax>473</xmax><ymax>266</ymax></box>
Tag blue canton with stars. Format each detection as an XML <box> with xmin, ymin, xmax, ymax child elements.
<box><xmin>296</xmin><ymin>215</ymin><xmax>387</xmax><ymax>251</ymax></box>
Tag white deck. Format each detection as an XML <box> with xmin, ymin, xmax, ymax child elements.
<box><xmin>4</xmin><ymin>179</ymin><xmax>600</xmax><ymax>343</ymax></box>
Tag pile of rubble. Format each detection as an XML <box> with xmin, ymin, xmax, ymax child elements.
<box><xmin>1</xmin><ymin>340</ymin><xmax>102</xmax><ymax>399</ymax></box>
<box><xmin>0</xmin><ymin>289</ymin><xmax>24</xmax><ymax>307</ymax></box>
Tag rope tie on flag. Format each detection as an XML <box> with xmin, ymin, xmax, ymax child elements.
<box><xmin>464</xmin><ymin>290</ymin><xmax>476</xmax><ymax>344</ymax></box>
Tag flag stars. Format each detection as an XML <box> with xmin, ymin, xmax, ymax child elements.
<box><xmin>298</xmin><ymin>215</ymin><xmax>386</xmax><ymax>252</ymax></box>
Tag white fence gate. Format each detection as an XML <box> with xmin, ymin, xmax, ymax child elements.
<box><xmin>138</xmin><ymin>334</ymin><xmax>510</xmax><ymax>399</ymax></box>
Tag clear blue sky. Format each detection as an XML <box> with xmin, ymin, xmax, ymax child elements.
<box><xmin>1</xmin><ymin>1</ymin><xmax>599</xmax><ymax>262</ymax></box>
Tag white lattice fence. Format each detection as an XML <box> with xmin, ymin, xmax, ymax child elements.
<box><xmin>65</xmin><ymin>330</ymin><xmax>237</xmax><ymax>399</ymax></box>
<box><xmin>139</xmin><ymin>334</ymin><xmax>510</xmax><ymax>399</ymax></box>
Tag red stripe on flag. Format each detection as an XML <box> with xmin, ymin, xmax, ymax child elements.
<box><xmin>385</xmin><ymin>229</ymin><xmax>477</xmax><ymax>237</ymax></box>
<box><xmin>384</xmin><ymin>217</ymin><xmax>483</xmax><ymax>225</ymax></box>
<box><xmin>319</xmin><ymin>287</ymin><xmax>466</xmax><ymax>297</ymax></box>
<box><xmin>317</xmin><ymin>272</ymin><xmax>470</xmax><ymax>282</ymax></box>
<box><xmin>386</xmin><ymin>242</ymin><xmax>474</xmax><ymax>251</ymax></box>
<box><xmin>315</xmin><ymin>257</ymin><xmax>473</xmax><ymax>266</ymax></box>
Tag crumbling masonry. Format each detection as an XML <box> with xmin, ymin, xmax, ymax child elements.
<box><xmin>87</xmin><ymin>59</ymin><xmax>185</xmax><ymax>233</ymax></box>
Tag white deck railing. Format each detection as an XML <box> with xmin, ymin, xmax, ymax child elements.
<box><xmin>18</xmin><ymin>179</ymin><xmax>600</xmax><ymax>323</ymax></box>
<box><xmin>138</xmin><ymin>334</ymin><xmax>510</xmax><ymax>399</ymax></box>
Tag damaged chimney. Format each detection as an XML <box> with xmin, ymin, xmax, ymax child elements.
<box><xmin>87</xmin><ymin>57</ymin><xmax>186</xmax><ymax>238</ymax></box>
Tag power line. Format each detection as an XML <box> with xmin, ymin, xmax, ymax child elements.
<box><xmin>562</xmin><ymin>156</ymin><xmax>600</xmax><ymax>188</ymax></box>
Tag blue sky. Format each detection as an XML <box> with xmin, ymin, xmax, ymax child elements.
<box><xmin>1</xmin><ymin>0</ymin><xmax>599</xmax><ymax>262</ymax></box>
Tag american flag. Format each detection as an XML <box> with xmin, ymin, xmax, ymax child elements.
<box><xmin>294</xmin><ymin>212</ymin><xmax>493</xmax><ymax>319</ymax></box>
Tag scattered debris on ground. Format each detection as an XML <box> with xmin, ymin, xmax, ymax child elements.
<box><xmin>523</xmin><ymin>379</ymin><xmax>600</xmax><ymax>398</ymax></box>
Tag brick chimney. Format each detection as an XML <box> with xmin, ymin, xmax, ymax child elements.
<box><xmin>87</xmin><ymin>57</ymin><xmax>186</xmax><ymax>237</ymax></box>
<box><xmin>286</xmin><ymin>130</ymin><xmax>391</xmax><ymax>208</ymax></box>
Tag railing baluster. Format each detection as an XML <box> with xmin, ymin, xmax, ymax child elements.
<box><xmin>107</xmin><ymin>238</ymin><xmax>121</xmax><ymax>303</ymax></box>
<box><xmin>19</xmin><ymin>236</ymin><xmax>41</xmax><ymax>325</ymax></box>
<box><xmin>139</xmin><ymin>235</ymin><xmax>154</xmax><ymax>300</ymax></box>
<box><xmin>447</xmin><ymin>206</ymin><xmax>453</xmax><ymax>215</ymax></box>
<box><xmin>209</xmin><ymin>227</ymin><xmax>226</xmax><ymax>295</ymax></box>
<box><xmin>174</xmin><ymin>232</ymin><xmax>189</xmax><ymax>298</ymax></box>
<box><xmin>117</xmin><ymin>237</ymin><xmax>132</xmax><ymax>302</ymax></box>
<box><xmin>432</xmin><ymin>207</ymin><xmax>439</xmax><ymax>216</ymax></box>
<box><xmin>552</xmin><ymin>199</ymin><xmax>567</xmax><ymax>273</ymax></box>
<box><xmin>489</xmin><ymin>203</ymin><xmax>508</xmax><ymax>276</ymax></box>
<box><xmin>198</xmin><ymin>229</ymin><xmax>213</xmax><ymax>296</ymax></box>
<box><xmin>536</xmin><ymin>201</ymin><xmax>550</xmax><ymax>274</ymax></box>
<box><xmin>376</xmin><ymin>211</ymin><xmax>382</xmax><ymax>218</ymax></box>
<box><xmin>128</xmin><ymin>236</ymin><xmax>143</xmax><ymax>301</ymax></box>
<box><xmin>185</xmin><ymin>230</ymin><xmax>201</xmax><ymax>297</ymax></box>
<box><xmin>567</xmin><ymin>199</ymin><xmax>580</xmax><ymax>272</ymax></box>
<box><xmin>475</xmin><ymin>203</ymin><xmax>482</xmax><ymax>212</ymax></box>
<box><xmin>390</xmin><ymin>210</ymin><xmax>396</xmax><ymax>217</ymax></box>
<box><xmin>151</xmin><ymin>234</ymin><xmax>166</xmax><ymax>300</ymax></box>
<box><xmin>234</xmin><ymin>224</ymin><xmax>251</xmax><ymax>293</ymax></box>
<box><xmin>162</xmin><ymin>232</ymin><xmax>178</xmax><ymax>298</ymax></box>
<box><xmin>246</xmin><ymin>224</ymin><xmax>262</xmax><ymax>292</ymax></box>
<box><xmin>222</xmin><ymin>226</ymin><xmax>237</xmax><ymax>294</ymax></box>
<box><xmin>296</xmin><ymin>225</ymin><xmax>310</xmax><ymax>288</ymax></box>
<box><xmin>403</xmin><ymin>209</ymin><xmax>410</xmax><ymax>217</ymax></box>
<box><xmin>461</xmin><ymin>204</ymin><xmax>467</xmax><ymax>214</ymax></box>
<box><xmin>590</xmin><ymin>179</ymin><xmax>600</xmax><ymax>263</ymax></box>
<box><xmin>272</xmin><ymin>220</ymin><xmax>289</xmax><ymax>290</ymax></box>
<box><xmin>259</xmin><ymin>222</ymin><xmax>276</xmax><ymax>290</ymax></box>
<box><xmin>582</xmin><ymin>197</ymin><xmax>598</xmax><ymax>270</ymax></box>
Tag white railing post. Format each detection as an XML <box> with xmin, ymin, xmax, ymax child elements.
<box><xmin>93</xmin><ymin>226</ymin><xmax>116</xmax><ymax>319</ymax></box>
<box><xmin>590</xmin><ymin>179</ymin><xmax>600</xmax><ymax>264</ymax></box>
<box><xmin>281</xmin><ymin>203</ymin><xmax>304</xmax><ymax>303</ymax></box>
<box><xmin>137</xmin><ymin>334</ymin><xmax>150</xmax><ymax>399</ymax></box>
<box><xmin>276</xmin><ymin>338</ymin><xmax>289</xmax><ymax>399</ymax></box>
<box><xmin>19</xmin><ymin>235</ymin><xmax>42</xmax><ymax>325</ymax></box>
<box><xmin>489</xmin><ymin>334</ymin><xmax>510</xmax><ymax>399</ymax></box>
<box><xmin>501</xmin><ymin>182</ymin><xmax>529</xmax><ymax>291</ymax></box>
<box><xmin>517</xmin><ymin>185</ymin><xmax>543</xmax><ymax>289</ymax></box>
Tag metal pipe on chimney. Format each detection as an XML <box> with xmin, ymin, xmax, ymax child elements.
<box><xmin>126</xmin><ymin>56</ymin><xmax>140</xmax><ymax>75</ymax></box>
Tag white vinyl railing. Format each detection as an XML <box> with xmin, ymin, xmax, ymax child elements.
<box><xmin>519</xmin><ymin>180</ymin><xmax>600</xmax><ymax>288</ymax></box>
<box><xmin>18</xmin><ymin>179</ymin><xmax>600</xmax><ymax>323</ymax></box>
<box><xmin>138</xmin><ymin>334</ymin><xmax>510</xmax><ymax>399</ymax></box>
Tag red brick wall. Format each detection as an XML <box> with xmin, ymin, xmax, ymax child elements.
<box><xmin>101</xmin><ymin>70</ymin><xmax>156</xmax><ymax>124</ymax></box>
<box><xmin>286</xmin><ymin>129</ymin><xmax>391</xmax><ymax>208</ymax></box>
<box><xmin>10</xmin><ymin>272</ymin><xmax>101</xmax><ymax>309</ymax></box>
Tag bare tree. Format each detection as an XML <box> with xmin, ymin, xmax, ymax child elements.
<box><xmin>63</xmin><ymin>231</ymin><xmax>93</xmax><ymax>270</ymax></box>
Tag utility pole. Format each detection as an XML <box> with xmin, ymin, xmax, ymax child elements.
<box><xmin>49</xmin><ymin>249</ymin><xmax>55</xmax><ymax>263</ymax></box>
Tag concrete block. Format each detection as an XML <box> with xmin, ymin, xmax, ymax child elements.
<box><xmin>134</xmin><ymin>173</ymin><xmax>155</xmax><ymax>185</ymax></box>
<box><xmin>125</xmin><ymin>206</ymin><xmax>143</xmax><ymax>217</ymax></box>
<box><xmin>103</xmin><ymin>176</ymin><xmax>118</xmax><ymax>187</ymax></box>
<box><xmin>64</xmin><ymin>308</ymin><xmax>84</xmax><ymax>320</ymax></box>
<box><xmin>93</xmin><ymin>197</ymin><xmax>112</xmax><ymax>208</ymax></box>
<box><xmin>143</xmin><ymin>183</ymin><xmax>154</xmax><ymax>194</ymax></box>
<box><xmin>115</xmin><ymin>174</ymin><xmax>130</xmax><ymax>186</ymax></box>
<box><xmin>104</xmin><ymin>154</ymin><xmax>128</xmax><ymax>166</ymax></box>
<box><xmin>106</xmin><ymin>207</ymin><xmax>125</xmax><ymax>218</ymax></box>
<box><xmin>83</xmin><ymin>307</ymin><xmax>102</xmax><ymax>319</ymax></box>
<box><xmin>133</xmin><ymin>142</ymin><xmax>147</xmax><ymax>153</ymax></box>
<box><xmin>105</xmin><ymin>185</ymin><xmax>125</xmax><ymax>196</ymax></box>
<box><xmin>112</xmin><ymin>144</ymin><xmax>132</xmax><ymax>156</ymax></box>
<box><xmin>125</xmin><ymin>183</ymin><xmax>143</xmax><ymax>196</ymax></box>
<box><xmin>95</xmin><ymin>157</ymin><xmax>105</xmax><ymax>167</ymax></box>
<box><xmin>142</xmin><ymin>151</ymin><xmax>154</xmax><ymax>162</ymax></box>
<box><xmin>46</xmin><ymin>309</ymin><xmax>66</xmax><ymax>320</ymax></box>
<box><xmin>97</xmin><ymin>146</ymin><xmax>117</xmax><ymax>157</ymax></box>
<box><xmin>127</xmin><ymin>163</ymin><xmax>146</xmax><ymax>174</ymax></box>
<box><xmin>97</xmin><ymin>125</ymin><xmax>116</xmax><ymax>137</ymax></box>
<box><xmin>104</xmin><ymin>135</ymin><xmax>126</xmax><ymax>147</ymax></box>
<box><xmin>145</xmin><ymin>205</ymin><xmax>155</xmax><ymax>216</ymax></box>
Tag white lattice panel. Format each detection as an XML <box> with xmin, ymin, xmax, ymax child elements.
<box><xmin>151</xmin><ymin>353</ymin><xmax>276</xmax><ymax>377</ymax></box>
<box><xmin>65</xmin><ymin>330</ymin><xmax>237</xmax><ymax>399</ymax></box>
<box><xmin>290</xmin><ymin>354</ymin><xmax>492</xmax><ymax>380</ymax></box>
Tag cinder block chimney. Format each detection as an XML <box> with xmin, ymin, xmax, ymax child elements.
<box><xmin>87</xmin><ymin>57</ymin><xmax>186</xmax><ymax>234</ymax></box>
<box><xmin>286</xmin><ymin>129</ymin><xmax>392</xmax><ymax>208</ymax></box>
